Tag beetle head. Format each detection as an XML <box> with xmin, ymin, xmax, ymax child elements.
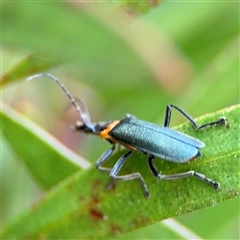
<box><xmin>74</xmin><ymin>120</ymin><xmax>114</xmax><ymax>136</ymax></box>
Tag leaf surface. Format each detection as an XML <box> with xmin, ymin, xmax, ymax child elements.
<box><xmin>1</xmin><ymin>103</ymin><xmax>90</xmax><ymax>189</ymax></box>
<box><xmin>2</xmin><ymin>104</ymin><xmax>239</xmax><ymax>239</ymax></box>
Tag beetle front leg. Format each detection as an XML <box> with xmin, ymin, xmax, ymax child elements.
<box><xmin>148</xmin><ymin>156</ymin><xmax>220</xmax><ymax>189</ymax></box>
<box><xmin>110</xmin><ymin>151</ymin><xmax>150</xmax><ymax>198</ymax></box>
<box><xmin>96</xmin><ymin>145</ymin><xmax>116</xmax><ymax>172</ymax></box>
<box><xmin>164</xmin><ymin>104</ymin><xmax>228</xmax><ymax>129</ymax></box>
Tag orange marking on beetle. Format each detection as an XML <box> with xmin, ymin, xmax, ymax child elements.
<box><xmin>121</xmin><ymin>143</ymin><xmax>137</xmax><ymax>151</ymax></box>
<box><xmin>100</xmin><ymin>120</ymin><xmax>120</xmax><ymax>140</ymax></box>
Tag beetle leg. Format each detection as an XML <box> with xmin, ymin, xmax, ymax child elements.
<box><xmin>198</xmin><ymin>117</ymin><xmax>228</xmax><ymax>130</ymax></box>
<box><xmin>96</xmin><ymin>145</ymin><xmax>116</xmax><ymax>172</ymax></box>
<box><xmin>110</xmin><ymin>151</ymin><xmax>150</xmax><ymax>198</ymax></box>
<box><xmin>148</xmin><ymin>156</ymin><xmax>220</xmax><ymax>189</ymax></box>
<box><xmin>164</xmin><ymin>104</ymin><xmax>227</xmax><ymax>129</ymax></box>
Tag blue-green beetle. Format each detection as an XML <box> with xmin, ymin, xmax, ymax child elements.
<box><xmin>28</xmin><ymin>73</ymin><xmax>227</xmax><ymax>198</ymax></box>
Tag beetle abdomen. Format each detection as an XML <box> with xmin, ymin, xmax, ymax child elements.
<box><xmin>109</xmin><ymin>117</ymin><xmax>205</xmax><ymax>163</ymax></box>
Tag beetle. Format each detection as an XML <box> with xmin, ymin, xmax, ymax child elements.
<box><xmin>27</xmin><ymin>73</ymin><xmax>228</xmax><ymax>198</ymax></box>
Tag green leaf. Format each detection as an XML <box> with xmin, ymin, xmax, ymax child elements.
<box><xmin>2</xmin><ymin>1</ymin><xmax>159</xmax><ymax>91</ymax></box>
<box><xmin>1</xmin><ymin>103</ymin><xmax>90</xmax><ymax>190</ymax></box>
<box><xmin>2</xmin><ymin>1</ymin><xmax>239</xmax><ymax>238</ymax></box>
<box><xmin>2</xmin><ymin>104</ymin><xmax>239</xmax><ymax>239</ymax></box>
<box><xmin>118</xmin><ymin>1</ymin><xmax>161</xmax><ymax>17</ymax></box>
<box><xmin>146</xmin><ymin>1</ymin><xmax>239</xmax><ymax>69</ymax></box>
<box><xmin>1</xmin><ymin>54</ymin><xmax>62</xmax><ymax>86</ymax></box>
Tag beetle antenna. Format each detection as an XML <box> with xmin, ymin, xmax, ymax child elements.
<box><xmin>27</xmin><ymin>73</ymin><xmax>91</xmax><ymax>125</ymax></box>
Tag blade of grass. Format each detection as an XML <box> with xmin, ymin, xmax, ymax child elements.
<box><xmin>2</xmin><ymin>2</ymin><xmax>159</xmax><ymax>94</ymax></box>
<box><xmin>2</xmin><ymin>104</ymin><xmax>239</xmax><ymax>239</ymax></box>
<box><xmin>1</xmin><ymin>103</ymin><xmax>90</xmax><ymax>190</ymax></box>
<box><xmin>1</xmin><ymin>54</ymin><xmax>62</xmax><ymax>86</ymax></box>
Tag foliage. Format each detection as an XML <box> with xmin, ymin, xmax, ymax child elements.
<box><xmin>2</xmin><ymin>1</ymin><xmax>239</xmax><ymax>239</ymax></box>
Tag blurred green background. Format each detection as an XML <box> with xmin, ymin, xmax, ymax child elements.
<box><xmin>2</xmin><ymin>1</ymin><xmax>239</xmax><ymax>239</ymax></box>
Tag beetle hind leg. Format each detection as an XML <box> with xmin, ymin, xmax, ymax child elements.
<box><xmin>193</xmin><ymin>172</ymin><xmax>220</xmax><ymax>189</ymax></box>
<box><xmin>110</xmin><ymin>151</ymin><xmax>150</xmax><ymax>198</ymax></box>
<box><xmin>148</xmin><ymin>156</ymin><xmax>220</xmax><ymax>189</ymax></box>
